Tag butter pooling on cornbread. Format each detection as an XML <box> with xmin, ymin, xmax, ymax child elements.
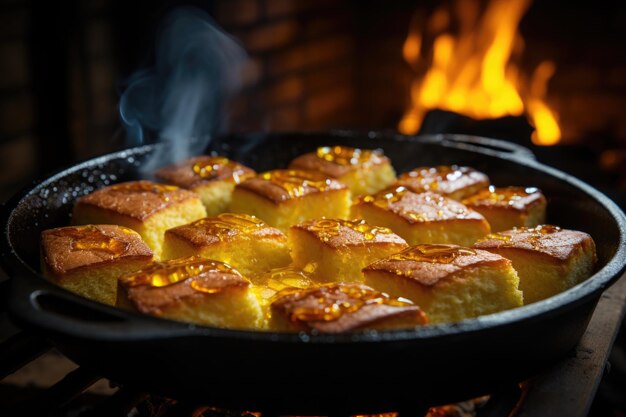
<box><xmin>289</xmin><ymin>218</ymin><xmax>408</xmax><ymax>283</ymax></box>
<box><xmin>229</xmin><ymin>169</ymin><xmax>351</xmax><ymax>231</ymax></box>
<box><xmin>474</xmin><ymin>225</ymin><xmax>597</xmax><ymax>304</ymax></box>
<box><xmin>155</xmin><ymin>156</ymin><xmax>256</xmax><ymax>216</ymax></box>
<box><xmin>462</xmin><ymin>186</ymin><xmax>547</xmax><ymax>232</ymax></box>
<box><xmin>270</xmin><ymin>282</ymin><xmax>428</xmax><ymax>333</ymax></box>
<box><xmin>392</xmin><ymin>165</ymin><xmax>489</xmax><ymax>200</ymax></box>
<box><xmin>162</xmin><ymin>213</ymin><xmax>291</xmax><ymax>276</ymax></box>
<box><xmin>352</xmin><ymin>188</ymin><xmax>490</xmax><ymax>246</ymax></box>
<box><xmin>72</xmin><ymin>181</ymin><xmax>206</xmax><ymax>258</ymax></box>
<box><xmin>363</xmin><ymin>244</ymin><xmax>523</xmax><ymax>324</ymax></box>
<box><xmin>118</xmin><ymin>256</ymin><xmax>264</xmax><ymax>329</ymax></box>
<box><xmin>250</xmin><ymin>265</ymin><xmax>315</xmax><ymax>320</ymax></box>
<box><xmin>41</xmin><ymin>224</ymin><xmax>154</xmax><ymax>305</ymax></box>
<box><xmin>288</xmin><ymin>146</ymin><xmax>396</xmax><ymax>196</ymax></box>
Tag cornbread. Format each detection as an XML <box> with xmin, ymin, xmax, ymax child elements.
<box><xmin>474</xmin><ymin>225</ymin><xmax>597</xmax><ymax>304</ymax></box>
<box><xmin>462</xmin><ymin>186</ymin><xmax>547</xmax><ymax>232</ymax></box>
<box><xmin>72</xmin><ymin>180</ymin><xmax>207</xmax><ymax>258</ymax></box>
<box><xmin>161</xmin><ymin>213</ymin><xmax>291</xmax><ymax>276</ymax></box>
<box><xmin>118</xmin><ymin>256</ymin><xmax>265</xmax><ymax>329</ymax></box>
<box><xmin>270</xmin><ymin>282</ymin><xmax>428</xmax><ymax>333</ymax></box>
<box><xmin>363</xmin><ymin>244</ymin><xmax>523</xmax><ymax>324</ymax></box>
<box><xmin>289</xmin><ymin>218</ymin><xmax>408</xmax><ymax>283</ymax></box>
<box><xmin>229</xmin><ymin>169</ymin><xmax>351</xmax><ymax>231</ymax></box>
<box><xmin>249</xmin><ymin>265</ymin><xmax>315</xmax><ymax>320</ymax></box>
<box><xmin>41</xmin><ymin>224</ymin><xmax>153</xmax><ymax>305</ymax></box>
<box><xmin>155</xmin><ymin>155</ymin><xmax>256</xmax><ymax>216</ymax></box>
<box><xmin>288</xmin><ymin>146</ymin><xmax>396</xmax><ymax>196</ymax></box>
<box><xmin>392</xmin><ymin>165</ymin><xmax>489</xmax><ymax>200</ymax></box>
<box><xmin>352</xmin><ymin>188</ymin><xmax>491</xmax><ymax>246</ymax></box>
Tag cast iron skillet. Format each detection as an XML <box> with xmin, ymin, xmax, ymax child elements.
<box><xmin>2</xmin><ymin>131</ymin><xmax>626</xmax><ymax>415</ymax></box>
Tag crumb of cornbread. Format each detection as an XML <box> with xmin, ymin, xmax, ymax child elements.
<box><xmin>162</xmin><ymin>213</ymin><xmax>291</xmax><ymax>276</ymax></box>
<box><xmin>363</xmin><ymin>244</ymin><xmax>523</xmax><ymax>324</ymax></box>
<box><xmin>41</xmin><ymin>224</ymin><xmax>153</xmax><ymax>305</ymax></box>
<box><xmin>72</xmin><ymin>180</ymin><xmax>206</xmax><ymax>258</ymax></box>
<box><xmin>474</xmin><ymin>225</ymin><xmax>596</xmax><ymax>304</ymax></box>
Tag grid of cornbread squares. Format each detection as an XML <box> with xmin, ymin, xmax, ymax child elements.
<box><xmin>40</xmin><ymin>146</ymin><xmax>597</xmax><ymax>333</ymax></box>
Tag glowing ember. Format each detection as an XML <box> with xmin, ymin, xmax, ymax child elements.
<box><xmin>399</xmin><ymin>0</ymin><xmax>561</xmax><ymax>146</ymax></box>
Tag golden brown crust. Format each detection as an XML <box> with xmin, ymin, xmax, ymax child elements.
<box><xmin>394</xmin><ymin>166</ymin><xmax>489</xmax><ymax>198</ymax></box>
<box><xmin>291</xmin><ymin>219</ymin><xmax>407</xmax><ymax>249</ymax></box>
<box><xmin>462</xmin><ymin>186</ymin><xmax>546</xmax><ymax>212</ymax></box>
<box><xmin>355</xmin><ymin>189</ymin><xmax>486</xmax><ymax>224</ymax></box>
<box><xmin>473</xmin><ymin>225</ymin><xmax>596</xmax><ymax>261</ymax></box>
<box><xmin>41</xmin><ymin>224</ymin><xmax>153</xmax><ymax>276</ymax></box>
<box><xmin>120</xmin><ymin>257</ymin><xmax>249</xmax><ymax>314</ymax></box>
<box><xmin>271</xmin><ymin>282</ymin><xmax>427</xmax><ymax>333</ymax></box>
<box><xmin>155</xmin><ymin>156</ymin><xmax>255</xmax><ymax>190</ymax></box>
<box><xmin>235</xmin><ymin>169</ymin><xmax>347</xmax><ymax>204</ymax></box>
<box><xmin>74</xmin><ymin>181</ymin><xmax>201</xmax><ymax>221</ymax></box>
<box><xmin>166</xmin><ymin>213</ymin><xmax>286</xmax><ymax>247</ymax></box>
<box><xmin>288</xmin><ymin>146</ymin><xmax>390</xmax><ymax>178</ymax></box>
<box><xmin>363</xmin><ymin>244</ymin><xmax>510</xmax><ymax>286</ymax></box>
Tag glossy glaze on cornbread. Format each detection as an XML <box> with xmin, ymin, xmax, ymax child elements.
<box><xmin>289</xmin><ymin>218</ymin><xmax>408</xmax><ymax>283</ymax></box>
<box><xmin>352</xmin><ymin>188</ymin><xmax>490</xmax><ymax>246</ymax></box>
<box><xmin>119</xmin><ymin>256</ymin><xmax>264</xmax><ymax>329</ymax></box>
<box><xmin>230</xmin><ymin>169</ymin><xmax>351</xmax><ymax>231</ymax></box>
<box><xmin>291</xmin><ymin>218</ymin><xmax>407</xmax><ymax>249</ymax></box>
<box><xmin>72</xmin><ymin>180</ymin><xmax>207</xmax><ymax>258</ymax></box>
<box><xmin>155</xmin><ymin>156</ymin><xmax>255</xmax><ymax>189</ymax></box>
<box><xmin>474</xmin><ymin>225</ymin><xmax>597</xmax><ymax>304</ymax></box>
<box><xmin>155</xmin><ymin>156</ymin><xmax>256</xmax><ymax>216</ymax></box>
<box><xmin>234</xmin><ymin>169</ymin><xmax>347</xmax><ymax>203</ymax></box>
<box><xmin>270</xmin><ymin>282</ymin><xmax>428</xmax><ymax>333</ymax></box>
<box><xmin>74</xmin><ymin>181</ymin><xmax>201</xmax><ymax>221</ymax></box>
<box><xmin>42</xmin><ymin>225</ymin><xmax>153</xmax><ymax>275</ymax></box>
<box><xmin>41</xmin><ymin>224</ymin><xmax>154</xmax><ymax>305</ymax></box>
<box><xmin>288</xmin><ymin>146</ymin><xmax>396</xmax><ymax>195</ymax></box>
<box><xmin>162</xmin><ymin>213</ymin><xmax>291</xmax><ymax>276</ymax></box>
<box><xmin>462</xmin><ymin>186</ymin><xmax>547</xmax><ymax>232</ymax></box>
<box><xmin>393</xmin><ymin>165</ymin><xmax>489</xmax><ymax>200</ymax></box>
<box><xmin>363</xmin><ymin>244</ymin><xmax>523</xmax><ymax>323</ymax></box>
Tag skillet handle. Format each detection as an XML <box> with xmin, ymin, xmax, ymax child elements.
<box><xmin>437</xmin><ymin>134</ymin><xmax>536</xmax><ymax>161</ymax></box>
<box><xmin>8</xmin><ymin>274</ymin><xmax>197</xmax><ymax>341</ymax></box>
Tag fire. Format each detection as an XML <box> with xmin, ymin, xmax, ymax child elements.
<box><xmin>399</xmin><ymin>0</ymin><xmax>561</xmax><ymax>146</ymax></box>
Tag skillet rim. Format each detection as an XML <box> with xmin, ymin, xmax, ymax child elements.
<box><xmin>2</xmin><ymin>131</ymin><xmax>626</xmax><ymax>344</ymax></box>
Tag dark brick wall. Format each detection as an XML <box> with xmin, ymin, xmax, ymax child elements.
<box><xmin>1</xmin><ymin>0</ymin><xmax>626</xmax><ymax>199</ymax></box>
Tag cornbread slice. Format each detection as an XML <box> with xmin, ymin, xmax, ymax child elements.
<box><xmin>72</xmin><ymin>181</ymin><xmax>207</xmax><ymax>258</ymax></box>
<box><xmin>270</xmin><ymin>282</ymin><xmax>428</xmax><ymax>333</ymax></box>
<box><xmin>118</xmin><ymin>256</ymin><xmax>265</xmax><ymax>329</ymax></box>
<box><xmin>462</xmin><ymin>186</ymin><xmax>547</xmax><ymax>232</ymax></box>
<box><xmin>288</xmin><ymin>146</ymin><xmax>396</xmax><ymax>196</ymax></box>
<box><xmin>363</xmin><ymin>244</ymin><xmax>523</xmax><ymax>324</ymax></box>
<box><xmin>155</xmin><ymin>155</ymin><xmax>256</xmax><ymax>216</ymax></box>
<box><xmin>229</xmin><ymin>169</ymin><xmax>351</xmax><ymax>232</ymax></box>
<box><xmin>161</xmin><ymin>213</ymin><xmax>291</xmax><ymax>276</ymax></box>
<box><xmin>41</xmin><ymin>224</ymin><xmax>153</xmax><ymax>305</ymax></box>
<box><xmin>474</xmin><ymin>225</ymin><xmax>597</xmax><ymax>304</ymax></box>
<box><xmin>289</xmin><ymin>218</ymin><xmax>408</xmax><ymax>283</ymax></box>
<box><xmin>352</xmin><ymin>188</ymin><xmax>491</xmax><ymax>246</ymax></box>
<box><xmin>392</xmin><ymin>165</ymin><xmax>489</xmax><ymax>200</ymax></box>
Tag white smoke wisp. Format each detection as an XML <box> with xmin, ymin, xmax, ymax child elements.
<box><xmin>119</xmin><ymin>7</ymin><xmax>247</xmax><ymax>172</ymax></box>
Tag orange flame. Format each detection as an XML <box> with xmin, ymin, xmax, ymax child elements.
<box><xmin>399</xmin><ymin>0</ymin><xmax>561</xmax><ymax>146</ymax></box>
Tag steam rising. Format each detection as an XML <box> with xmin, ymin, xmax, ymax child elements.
<box><xmin>119</xmin><ymin>8</ymin><xmax>247</xmax><ymax>171</ymax></box>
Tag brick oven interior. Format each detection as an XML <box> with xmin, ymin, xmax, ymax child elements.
<box><xmin>0</xmin><ymin>0</ymin><xmax>625</xmax><ymax>415</ymax></box>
